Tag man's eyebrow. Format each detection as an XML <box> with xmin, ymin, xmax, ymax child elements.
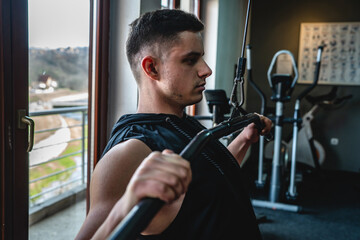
<box><xmin>182</xmin><ymin>51</ymin><xmax>204</xmax><ymax>58</ymax></box>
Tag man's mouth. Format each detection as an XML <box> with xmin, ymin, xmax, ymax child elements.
<box><xmin>196</xmin><ymin>82</ymin><xmax>206</xmax><ymax>89</ymax></box>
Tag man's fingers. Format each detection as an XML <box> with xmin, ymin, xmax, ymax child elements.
<box><xmin>142</xmin><ymin>168</ymin><xmax>187</xmax><ymax>198</ymax></box>
<box><xmin>162</xmin><ymin>149</ymin><xmax>174</xmax><ymax>154</ymax></box>
<box><xmin>147</xmin><ymin>151</ymin><xmax>192</xmax><ymax>185</ymax></box>
<box><xmin>255</xmin><ymin>114</ymin><xmax>272</xmax><ymax>135</ymax></box>
<box><xmin>160</xmin><ymin>150</ymin><xmax>191</xmax><ymax>167</ymax></box>
<box><xmin>132</xmin><ymin>176</ymin><xmax>181</xmax><ymax>203</ymax></box>
<box><xmin>260</xmin><ymin>116</ymin><xmax>272</xmax><ymax>134</ymax></box>
<box><xmin>130</xmin><ymin>150</ymin><xmax>192</xmax><ymax>204</ymax></box>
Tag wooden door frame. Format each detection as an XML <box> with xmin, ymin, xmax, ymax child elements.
<box><xmin>0</xmin><ymin>0</ymin><xmax>29</xmax><ymax>239</ymax></box>
<box><xmin>86</xmin><ymin>0</ymin><xmax>110</xmax><ymax>213</ymax></box>
<box><xmin>93</xmin><ymin>0</ymin><xmax>110</xmax><ymax>167</ymax></box>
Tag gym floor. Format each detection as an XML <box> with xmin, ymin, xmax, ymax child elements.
<box><xmin>250</xmin><ymin>170</ymin><xmax>360</xmax><ymax>240</ymax></box>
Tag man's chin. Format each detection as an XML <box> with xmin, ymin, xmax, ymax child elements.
<box><xmin>186</xmin><ymin>96</ymin><xmax>203</xmax><ymax>106</ymax></box>
<box><xmin>186</xmin><ymin>99</ymin><xmax>201</xmax><ymax>107</ymax></box>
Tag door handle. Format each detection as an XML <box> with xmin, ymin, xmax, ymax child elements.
<box><xmin>17</xmin><ymin>109</ymin><xmax>35</xmax><ymax>152</ymax></box>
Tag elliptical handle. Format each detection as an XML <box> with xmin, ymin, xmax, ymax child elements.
<box><xmin>246</xmin><ymin>45</ymin><xmax>272</xmax><ymax>141</ymax></box>
<box><xmin>246</xmin><ymin>45</ymin><xmax>252</xmax><ymax>71</ymax></box>
<box><xmin>246</xmin><ymin>45</ymin><xmax>267</xmax><ymax>116</ymax></box>
<box><xmin>267</xmin><ymin>50</ymin><xmax>298</xmax><ymax>90</ymax></box>
<box><xmin>296</xmin><ymin>45</ymin><xmax>324</xmax><ymax>101</ymax></box>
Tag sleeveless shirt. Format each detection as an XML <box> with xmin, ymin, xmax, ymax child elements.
<box><xmin>102</xmin><ymin>113</ymin><xmax>262</xmax><ymax>240</ymax></box>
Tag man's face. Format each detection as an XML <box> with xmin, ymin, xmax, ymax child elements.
<box><xmin>157</xmin><ymin>31</ymin><xmax>212</xmax><ymax>108</ymax></box>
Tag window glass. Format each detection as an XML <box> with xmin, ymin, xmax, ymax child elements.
<box><xmin>28</xmin><ymin>0</ymin><xmax>90</xmax><ymax>238</ymax></box>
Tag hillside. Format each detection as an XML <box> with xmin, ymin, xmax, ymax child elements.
<box><xmin>29</xmin><ymin>47</ymin><xmax>89</xmax><ymax>91</ymax></box>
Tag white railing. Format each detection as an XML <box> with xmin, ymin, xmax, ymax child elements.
<box><xmin>29</xmin><ymin>106</ymin><xmax>88</xmax><ymax>207</ymax></box>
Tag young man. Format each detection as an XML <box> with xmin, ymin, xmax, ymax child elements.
<box><xmin>76</xmin><ymin>9</ymin><xmax>271</xmax><ymax>240</ymax></box>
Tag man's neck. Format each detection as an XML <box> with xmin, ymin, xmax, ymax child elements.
<box><xmin>137</xmin><ymin>101</ymin><xmax>185</xmax><ymax>118</ymax></box>
<box><xmin>137</xmin><ymin>81</ymin><xmax>185</xmax><ymax>118</ymax></box>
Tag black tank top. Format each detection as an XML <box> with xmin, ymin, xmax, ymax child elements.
<box><xmin>102</xmin><ymin>113</ymin><xmax>262</xmax><ymax>240</ymax></box>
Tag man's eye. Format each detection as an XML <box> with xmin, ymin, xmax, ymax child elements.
<box><xmin>185</xmin><ymin>58</ymin><xmax>197</xmax><ymax>65</ymax></box>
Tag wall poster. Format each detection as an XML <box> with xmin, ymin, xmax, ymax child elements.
<box><xmin>298</xmin><ymin>22</ymin><xmax>360</xmax><ymax>85</ymax></box>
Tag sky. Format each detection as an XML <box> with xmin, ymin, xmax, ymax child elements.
<box><xmin>28</xmin><ymin>0</ymin><xmax>90</xmax><ymax>49</ymax></box>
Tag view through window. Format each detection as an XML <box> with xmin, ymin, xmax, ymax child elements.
<box><xmin>28</xmin><ymin>0</ymin><xmax>90</xmax><ymax>238</ymax></box>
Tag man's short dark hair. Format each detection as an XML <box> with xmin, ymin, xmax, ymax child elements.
<box><xmin>126</xmin><ymin>9</ymin><xmax>204</xmax><ymax>75</ymax></box>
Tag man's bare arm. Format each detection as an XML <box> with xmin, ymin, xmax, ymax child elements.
<box><xmin>227</xmin><ymin>115</ymin><xmax>272</xmax><ymax>165</ymax></box>
<box><xmin>75</xmin><ymin>139</ymin><xmax>191</xmax><ymax>239</ymax></box>
<box><xmin>91</xmin><ymin>148</ymin><xmax>191</xmax><ymax>239</ymax></box>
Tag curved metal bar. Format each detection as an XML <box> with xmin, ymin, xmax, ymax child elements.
<box><xmin>267</xmin><ymin>50</ymin><xmax>298</xmax><ymax>89</ymax></box>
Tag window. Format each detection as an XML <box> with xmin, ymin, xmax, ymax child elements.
<box><xmin>28</xmin><ymin>0</ymin><xmax>91</xmax><ymax>237</ymax></box>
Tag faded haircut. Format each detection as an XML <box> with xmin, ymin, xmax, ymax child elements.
<box><xmin>126</xmin><ymin>9</ymin><xmax>204</xmax><ymax>81</ymax></box>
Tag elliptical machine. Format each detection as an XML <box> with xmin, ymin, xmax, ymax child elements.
<box><xmin>251</xmin><ymin>46</ymin><xmax>324</xmax><ymax>212</ymax></box>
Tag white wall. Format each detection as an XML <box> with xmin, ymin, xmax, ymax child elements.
<box><xmin>197</xmin><ymin>0</ymin><xmax>219</xmax><ymax>127</ymax></box>
<box><xmin>197</xmin><ymin>0</ymin><xmax>248</xmax><ymax>125</ymax></box>
<box><xmin>108</xmin><ymin>0</ymin><xmax>162</xmax><ymax>136</ymax></box>
<box><xmin>108</xmin><ymin>0</ymin><xmax>141</xmax><ymax>135</ymax></box>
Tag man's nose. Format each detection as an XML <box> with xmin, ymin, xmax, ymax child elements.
<box><xmin>198</xmin><ymin>60</ymin><xmax>212</xmax><ymax>79</ymax></box>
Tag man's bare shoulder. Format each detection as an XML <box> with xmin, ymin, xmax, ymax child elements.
<box><xmin>96</xmin><ymin>139</ymin><xmax>152</xmax><ymax>171</ymax></box>
<box><xmin>90</xmin><ymin>139</ymin><xmax>152</xmax><ymax>204</ymax></box>
<box><xmin>75</xmin><ymin>139</ymin><xmax>153</xmax><ymax>239</ymax></box>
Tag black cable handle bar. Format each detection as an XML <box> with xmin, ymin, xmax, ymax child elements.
<box><xmin>296</xmin><ymin>45</ymin><xmax>324</xmax><ymax>101</ymax></box>
<box><xmin>107</xmin><ymin>113</ymin><xmax>263</xmax><ymax>240</ymax></box>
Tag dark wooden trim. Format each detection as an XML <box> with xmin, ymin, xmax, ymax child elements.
<box><xmin>1</xmin><ymin>0</ymin><xmax>29</xmax><ymax>239</ymax></box>
<box><xmin>86</xmin><ymin>0</ymin><xmax>111</xmax><ymax>215</ymax></box>
<box><xmin>174</xmin><ymin>0</ymin><xmax>180</xmax><ymax>9</ymax></box>
<box><xmin>0</xmin><ymin>2</ymin><xmax>13</xmax><ymax>238</ymax></box>
<box><xmin>11</xmin><ymin>0</ymin><xmax>29</xmax><ymax>238</ymax></box>
<box><xmin>0</xmin><ymin>1</ymin><xmax>6</xmax><ymax>238</ymax></box>
<box><xmin>86</xmin><ymin>0</ymin><xmax>94</xmax><ymax>214</ymax></box>
<box><xmin>197</xmin><ymin>0</ymin><xmax>201</xmax><ymax>18</ymax></box>
<box><xmin>93</xmin><ymin>0</ymin><xmax>110</xmax><ymax>167</ymax></box>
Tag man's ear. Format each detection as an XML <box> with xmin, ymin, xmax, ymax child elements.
<box><xmin>141</xmin><ymin>56</ymin><xmax>159</xmax><ymax>80</ymax></box>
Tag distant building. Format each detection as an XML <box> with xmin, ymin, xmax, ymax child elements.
<box><xmin>37</xmin><ymin>74</ymin><xmax>58</xmax><ymax>90</ymax></box>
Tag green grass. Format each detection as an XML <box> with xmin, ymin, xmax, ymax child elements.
<box><xmin>29</xmin><ymin>94</ymin><xmax>41</xmax><ymax>103</ymax></box>
<box><xmin>29</xmin><ymin>124</ymin><xmax>88</xmax><ymax>204</ymax></box>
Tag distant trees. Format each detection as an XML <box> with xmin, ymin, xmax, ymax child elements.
<box><xmin>29</xmin><ymin>47</ymin><xmax>89</xmax><ymax>91</ymax></box>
